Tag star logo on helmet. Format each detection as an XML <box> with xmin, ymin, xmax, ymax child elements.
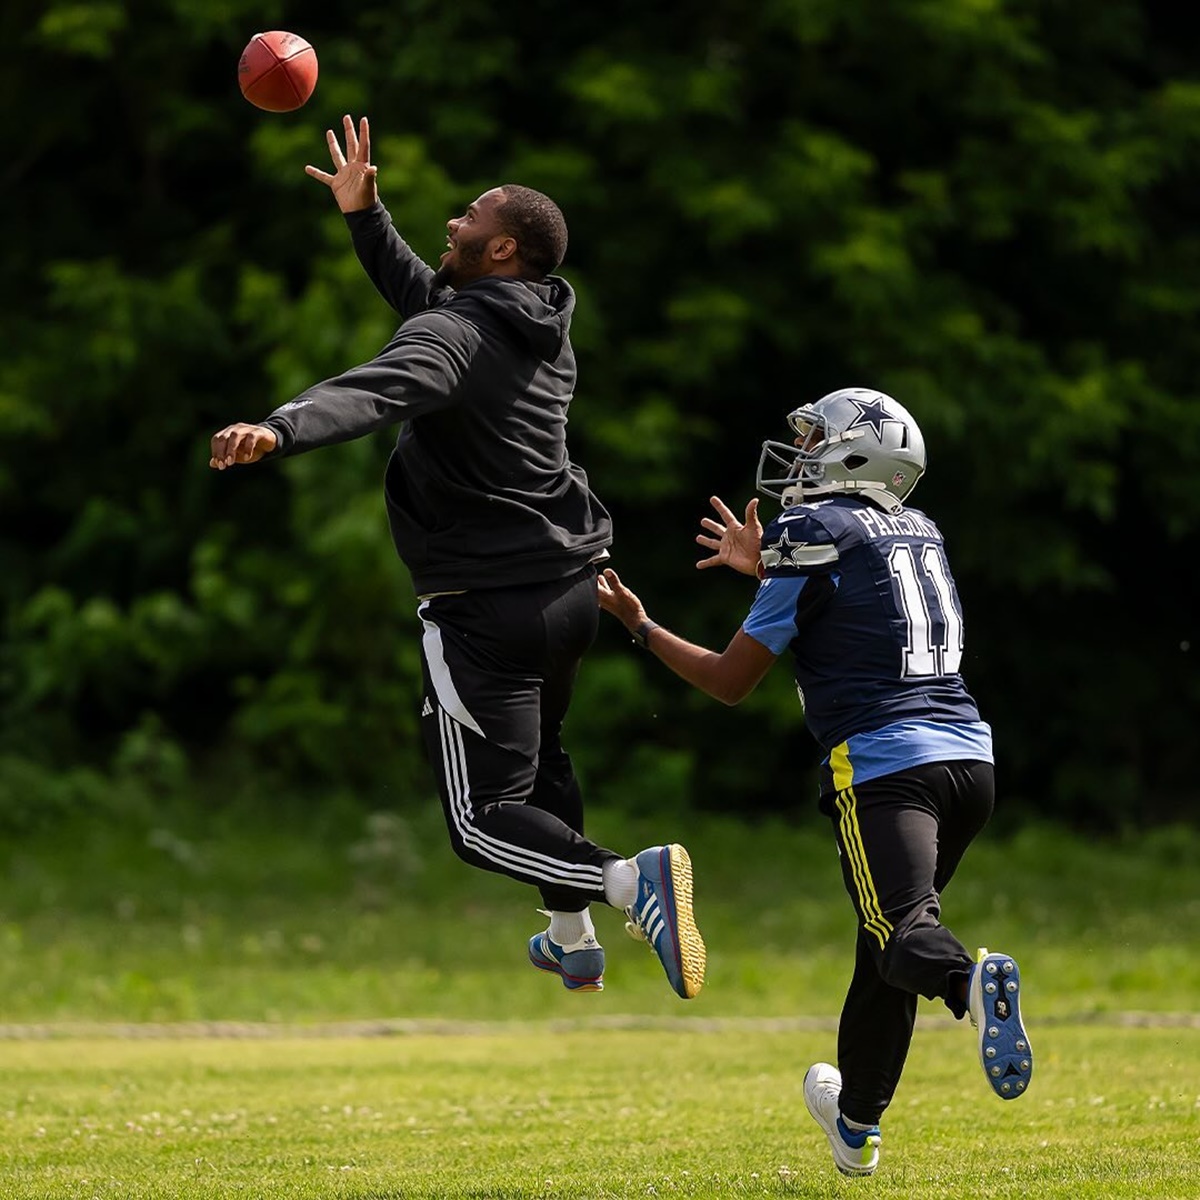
<box><xmin>846</xmin><ymin>396</ymin><xmax>902</xmax><ymax>439</ymax></box>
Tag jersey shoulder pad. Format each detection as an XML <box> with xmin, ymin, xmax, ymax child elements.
<box><xmin>759</xmin><ymin>506</ymin><xmax>840</xmax><ymax>575</ymax></box>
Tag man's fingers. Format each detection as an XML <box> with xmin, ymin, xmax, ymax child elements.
<box><xmin>325</xmin><ymin>127</ymin><xmax>347</xmax><ymax>168</ymax></box>
<box><xmin>358</xmin><ymin>115</ymin><xmax>370</xmax><ymax>163</ymax></box>
<box><xmin>744</xmin><ymin>497</ymin><xmax>760</xmax><ymax>523</ymax></box>
<box><xmin>210</xmin><ymin>423</ymin><xmax>272</xmax><ymax>470</ymax></box>
<box><xmin>305</xmin><ymin>165</ymin><xmax>335</xmax><ymax>185</ymax></box>
<box><xmin>224</xmin><ymin>430</ymin><xmax>248</xmax><ymax>463</ymax></box>
<box><xmin>239</xmin><ymin>431</ymin><xmax>272</xmax><ymax>462</ymax></box>
<box><xmin>696</xmin><ymin>556</ymin><xmax>720</xmax><ymax>570</ymax></box>
<box><xmin>243</xmin><ymin>436</ymin><xmax>266</xmax><ymax>463</ymax></box>
<box><xmin>342</xmin><ymin>113</ymin><xmax>359</xmax><ymax>160</ymax></box>
<box><xmin>210</xmin><ymin>429</ymin><xmax>233</xmax><ymax>467</ymax></box>
<box><xmin>696</xmin><ymin>534</ymin><xmax>722</xmax><ymax>551</ymax></box>
<box><xmin>699</xmin><ymin>518</ymin><xmax>726</xmax><ymax>536</ymax></box>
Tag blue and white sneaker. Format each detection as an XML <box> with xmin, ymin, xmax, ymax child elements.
<box><xmin>624</xmin><ymin>844</ymin><xmax>706</xmax><ymax>999</ymax></box>
<box><xmin>968</xmin><ymin>947</ymin><xmax>1033</xmax><ymax>1099</ymax></box>
<box><xmin>528</xmin><ymin>930</ymin><xmax>605</xmax><ymax>992</ymax></box>
<box><xmin>803</xmin><ymin>1063</ymin><xmax>881</xmax><ymax>1177</ymax></box>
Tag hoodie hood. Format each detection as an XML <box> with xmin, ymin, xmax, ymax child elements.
<box><xmin>447</xmin><ymin>274</ymin><xmax>575</xmax><ymax>361</ymax></box>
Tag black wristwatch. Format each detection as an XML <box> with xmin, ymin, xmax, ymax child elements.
<box><xmin>632</xmin><ymin>619</ymin><xmax>659</xmax><ymax>649</ymax></box>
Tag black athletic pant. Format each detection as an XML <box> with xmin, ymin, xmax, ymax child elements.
<box><xmin>824</xmin><ymin>759</ymin><xmax>995</xmax><ymax>1126</ymax></box>
<box><xmin>416</xmin><ymin>566</ymin><xmax>620</xmax><ymax>913</ymax></box>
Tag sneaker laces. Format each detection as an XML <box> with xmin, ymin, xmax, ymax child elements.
<box><xmin>623</xmin><ymin>905</ymin><xmax>648</xmax><ymax>944</ymax></box>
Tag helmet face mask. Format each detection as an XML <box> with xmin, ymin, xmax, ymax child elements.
<box><xmin>756</xmin><ymin>388</ymin><xmax>927</xmax><ymax>513</ymax></box>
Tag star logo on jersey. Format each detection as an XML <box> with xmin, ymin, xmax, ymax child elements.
<box><xmin>847</xmin><ymin>395</ymin><xmax>902</xmax><ymax>440</ymax></box>
<box><xmin>761</xmin><ymin>527</ymin><xmax>809</xmax><ymax>571</ymax></box>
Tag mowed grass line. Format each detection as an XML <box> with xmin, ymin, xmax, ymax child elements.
<box><xmin>1</xmin><ymin>1025</ymin><xmax>1197</xmax><ymax>1199</ymax></box>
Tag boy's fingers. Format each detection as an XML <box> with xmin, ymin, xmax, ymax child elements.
<box><xmin>709</xmin><ymin>495</ymin><xmax>737</xmax><ymax>524</ymax></box>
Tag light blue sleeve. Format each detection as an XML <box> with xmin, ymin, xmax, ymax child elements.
<box><xmin>742</xmin><ymin>575</ymin><xmax>810</xmax><ymax>655</ymax></box>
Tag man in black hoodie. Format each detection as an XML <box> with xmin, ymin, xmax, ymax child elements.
<box><xmin>209</xmin><ymin>115</ymin><xmax>705</xmax><ymax>1001</ymax></box>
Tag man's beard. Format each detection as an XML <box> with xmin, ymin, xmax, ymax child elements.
<box><xmin>432</xmin><ymin>237</ymin><xmax>487</xmax><ymax>289</ymax></box>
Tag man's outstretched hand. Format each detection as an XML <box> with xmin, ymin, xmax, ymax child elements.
<box><xmin>305</xmin><ymin>114</ymin><xmax>378</xmax><ymax>214</ymax></box>
<box><xmin>210</xmin><ymin>424</ymin><xmax>278</xmax><ymax>470</ymax></box>
<box><xmin>696</xmin><ymin>496</ymin><xmax>763</xmax><ymax>577</ymax></box>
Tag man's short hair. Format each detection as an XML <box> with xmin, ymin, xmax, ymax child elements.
<box><xmin>496</xmin><ymin>185</ymin><xmax>568</xmax><ymax>278</ymax></box>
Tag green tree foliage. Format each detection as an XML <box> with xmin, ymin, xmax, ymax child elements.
<box><xmin>1</xmin><ymin>0</ymin><xmax>1196</xmax><ymax>828</ymax></box>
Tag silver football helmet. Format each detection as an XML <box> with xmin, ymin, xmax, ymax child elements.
<box><xmin>756</xmin><ymin>388</ymin><xmax>926</xmax><ymax>513</ymax></box>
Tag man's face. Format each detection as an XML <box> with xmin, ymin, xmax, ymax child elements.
<box><xmin>433</xmin><ymin>188</ymin><xmax>510</xmax><ymax>288</ymax></box>
<box><xmin>792</xmin><ymin>418</ymin><xmax>825</xmax><ymax>453</ymax></box>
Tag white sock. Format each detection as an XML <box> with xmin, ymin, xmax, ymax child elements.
<box><xmin>602</xmin><ymin>858</ymin><xmax>639</xmax><ymax>910</ymax></box>
<box><xmin>840</xmin><ymin>1113</ymin><xmax>876</xmax><ymax>1133</ymax></box>
<box><xmin>547</xmin><ymin>907</ymin><xmax>595</xmax><ymax>947</ymax></box>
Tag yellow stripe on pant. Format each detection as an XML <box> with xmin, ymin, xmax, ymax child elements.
<box><xmin>835</xmin><ymin>787</ymin><xmax>894</xmax><ymax>950</ymax></box>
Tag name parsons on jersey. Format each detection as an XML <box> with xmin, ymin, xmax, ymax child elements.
<box><xmin>846</xmin><ymin>505</ymin><xmax>942</xmax><ymax>542</ymax></box>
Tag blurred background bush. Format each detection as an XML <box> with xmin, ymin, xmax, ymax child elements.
<box><xmin>1</xmin><ymin>0</ymin><xmax>1197</xmax><ymax>834</ymax></box>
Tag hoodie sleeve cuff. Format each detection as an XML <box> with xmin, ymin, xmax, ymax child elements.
<box><xmin>259</xmin><ymin>417</ymin><xmax>292</xmax><ymax>457</ymax></box>
<box><xmin>343</xmin><ymin>201</ymin><xmax>392</xmax><ymax>237</ymax></box>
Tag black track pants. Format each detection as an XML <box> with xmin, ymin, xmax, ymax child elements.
<box><xmin>417</xmin><ymin>567</ymin><xmax>620</xmax><ymax>912</ymax></box>
<box><xmin>825</xmin><ymin>760</ymin><xmax>995</xmax><ymax>1125</ymax></box>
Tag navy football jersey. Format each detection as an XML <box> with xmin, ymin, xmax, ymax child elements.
<box><xmin>742</xmin><ymin>496</ymin><xmax>991</xmax><ymax>791</ymax></box>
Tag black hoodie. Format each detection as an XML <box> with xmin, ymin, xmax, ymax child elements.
<box><xmin>261</xmin><ymin>203</ymin><xmax>612</xmax><ymax>595</ymax></box>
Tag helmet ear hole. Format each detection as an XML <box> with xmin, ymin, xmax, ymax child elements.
<box><xmin>844</xmin><ymin>454</ymin><xmax>869</xmax><ymax>470</ymax></box>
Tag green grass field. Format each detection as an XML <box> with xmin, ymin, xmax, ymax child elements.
<box><xmin>1</xmin><ymin>810</ymin><xmax>1197</xmax><ymax>1196</ymax></box>
<box><xmin>3</xmin><ymin>1026</ymin><xmax>1197</xmax><ymax>1198</ymax></box>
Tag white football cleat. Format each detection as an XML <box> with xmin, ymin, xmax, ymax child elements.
<box><xmin>968</xmin><ymin>947</ymin><xmax>1033</xmax><ymax>1099</ymax></box>
<box><xmin>803</xmin><ymin>1062</ymin><xmax>881</xmax><ymax>1176</ymax></box>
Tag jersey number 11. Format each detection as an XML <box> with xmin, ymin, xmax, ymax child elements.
<box><xmin>887</xmin><ymin>542</ymin><xmax>964</xmax><ymax>678</ymax></box>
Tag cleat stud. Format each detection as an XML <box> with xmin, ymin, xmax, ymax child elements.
<box><xmin>985</xmin><ymin>981</ymin><xmax>997</xmax><ymax>993</ymax></box>
<box><xmin>1001</xmin><ymin>1082</ymin><xmax>1012</xmax><ymax>1094</ymax></box>
<box><xmin>1016</xmin><ymin>1081</ymin><xmax>1026</xmax><ymax>1092</ymax></box>
<box><xmin>1002</xmin><ymin>960</ymin><xmax>1014</xmax><ymax>974</ymax></box>
<box><xmin>1006</xmin><ymin>980</ymin><xmax>1018</xmax><ymax>992</ymax></box>
<box><xmin>991</xmin><ymin>1065</ymin><xmax>1002</xmax><ymax>1077</ymax></box>
<box><xmin>1020</xmin><ymin>1060</ymin><xmax>1031</xmax><ymax>1072</ymax></box>
<box><xmin>1016</xmin><ymin>1040</ymin><xmax>1027</xmax><ymax>1052</ymax></box>
<box><xmin>985</xmin><ymin>962</ymin><xmax>998</xmax><ymax>975</ymax></box>
<box><xmin>988</xmin><ymin>1026</ymin><xmax>999</xmax><ymax>1039</ymax></box>
<box><xmin>985</xmin><ymin>1046</ymin><xmax>996</xmax><ymax>1059</ymax></box>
